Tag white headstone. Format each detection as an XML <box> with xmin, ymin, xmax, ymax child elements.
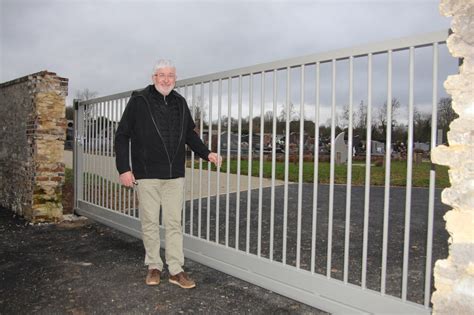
<box><xmin>334</xmin><ymin>132</ymin><xmax>347</xmax><ymax>164</ymax></box>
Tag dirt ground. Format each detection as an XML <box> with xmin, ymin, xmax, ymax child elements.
<box><xmin>0</xmin><ymin>208</ymin><xmax>326</xmax><ymax>314</ymax></box>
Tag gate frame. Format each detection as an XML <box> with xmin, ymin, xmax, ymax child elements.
<box><xmin>73</xmin><ymin>30</ymin><xmax>452</xmax><ymax>314</ymax></box>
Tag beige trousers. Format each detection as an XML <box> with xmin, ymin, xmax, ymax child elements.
<box><xmin>136</xmin><ymin>177</ymin><xmax>185</xmax><ymax>276</ymax></box>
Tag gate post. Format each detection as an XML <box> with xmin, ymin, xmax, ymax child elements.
<box><xmin>73</xmin><ymin>99</ymin><xmax>84</xmax><ymax>211</ymax></box>
<box><xmin>432</xmin><ymin>1</ymin><xmax>474</xmax><ymax>313</ymax></box>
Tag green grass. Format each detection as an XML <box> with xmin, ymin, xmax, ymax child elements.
<box><xmin>67</xmin><ymin>160</ymin><xmax>449</xmax><ymax>189</ymax></box>
<box><xmin>191</xmin><ymin>159</ymin><xmax>450</xmax><ymax>188</ymax></box>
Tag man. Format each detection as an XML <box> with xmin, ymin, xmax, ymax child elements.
<box><xmin>115</xmin><ymin>59</ymin><xmax>221</xmax><ymax>289</ymax></box>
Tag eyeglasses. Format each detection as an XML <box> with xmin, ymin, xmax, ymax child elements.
<box><xmin>154</xmin><ymin>73</ymin><xmax>176</xmax><ymax>80</ymax></box>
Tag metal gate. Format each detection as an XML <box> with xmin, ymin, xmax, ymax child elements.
<box><xmin>74</xmin><ymin>30</ymin><xmax>454</xmax><ymax>314</ymax></box>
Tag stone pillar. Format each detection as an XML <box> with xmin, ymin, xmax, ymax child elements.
<box><xmin>0</xmin><ymin>71</ymin><xmax>68</xmax><ymax>222</ymax></box>
<box><xmin>431</xmin><ymin>1</ymin><xmax>474</xmax><ymax>314</ymax></box>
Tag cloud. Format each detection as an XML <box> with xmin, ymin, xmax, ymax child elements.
<box><xmin>1</xmin><ymin>0</ymin><xmax>452</xmax><ymax>107</ymax></box>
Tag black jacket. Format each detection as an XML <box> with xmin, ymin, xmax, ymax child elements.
<box><xmin>115</xmin><ymin>85</ymin><xmax>210</xmax><ymax>179</ymax></box>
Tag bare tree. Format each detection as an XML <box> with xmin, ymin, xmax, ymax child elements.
<box><xmin>414</xmin><ymin>107</ymin><xmax>432</xmax><ymax>143</ymax></box>
<box><xmin>377</xmin><ymin>97</ymin><xmax>401</xmax><ymax>140</ymax></box>
<box><xmin>356</xmin><ymin>100</ymin><xmax>367</xmax><ymax>131</ymax></box>
<box><xmin>339</xmin><ymin>103</ymin><xmax>356</xmax><ymax>129</ymax></box>
<box><xmin>279</xmin><ymin>102</ymin><xmax>297</xmax><ymax>122</ymax></box>
<box><xmin>74</xmin><ymin>88</ymin><xmax>99</xmax><ymax>121</ymax></box>
<box><xmin>75</xmin><ymin>88</ymin><xmax>98</xmax><ymax>101</ymax></box>
<box><xmin>189</xmin><ymin>96</ymin><xmax>207</xmax><ymax>129</ymax></box>
<box><xmin>437</xmin><ymin>97</ymin><xmax>457</xmax><ymax>143</ymax></box>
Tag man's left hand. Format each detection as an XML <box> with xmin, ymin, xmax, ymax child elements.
<box><xmin>208</xmin><ymin>152</ymin><xmax>222</xmax><ymax>168</ymax></box>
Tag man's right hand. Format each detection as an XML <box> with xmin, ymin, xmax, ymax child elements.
<box><xmin>119</xmin><ymin>171</ymin><xmax>136</xmax><ymax>187</ymax></box>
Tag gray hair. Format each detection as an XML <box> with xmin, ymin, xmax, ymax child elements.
<box><xmin>153</xmin><ymin>59</ymin><xmax>176</xmax><ymax>74</ymax></box>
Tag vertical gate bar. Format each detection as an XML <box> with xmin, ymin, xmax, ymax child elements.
<box><xmin>93</xmin><ymin>103</ymin><xmax>98</xmax><ymax>206</ymax></box>
<box><xmin>105</xmin><ymin>100</ymin><xmax>109</xmax><ymax>209</ymax></box>
<box><xmin>381</xmin><ymin>50</ymin><xmax>393</xmax><ymax>294</ymax></box>
<box><xmin>90</xmin><ymin>103</ymin><xmax>94</xmax><ymax>204</ymax></box>
<box><xmin>104</xmin><ymin>101</ymin><xmax>108</xmax><ymax>210</ymax></box>
<box><xmin>207</xmin><ymin>81</ymin><xmax>213</xmax><ymax>241</ymax></box>
<box><xmin>74</xmin><ymin>100</ymin><xmax>84</xmax><ymax>207</ymax></box>
<box><xmin>182</xmin><ymin>85</ymin><xmax>188</xmax><ymax>232</ymax></box>
<box><xmin>109</xmin><ymin>101</ymin><xmax>113</xmax><ymax>211</ymax></box>
<box><xmin>99</xmin><ymin>102</ymin><xmax>103</xmax><ymax>207</ymax></box>
<box><xmin>327</xmin><ymin>60</ymin><xmax>336</xmax><ymax>277</ymax></box>
<box><xmin>297</xmin><ymin>65</ymin><xmax>305</xmax><ymax>269</ymax></box>
<box><xmin>91</xmin><ymin>103</ymin><xmax>95</xmax><ymax>204</ymax></box>
<box><xmin>362</xmin><ymin>53</ymin><xmax>373</xmax><ymax>289</ymax></box>
<box><xmin>111</xmin><ymin>101</ymin><xmax>116</xmax><ymax>211</ymax></box>
<box><xmin>258</xmin><ymin>71</ymin><xmax>265</xmax><ymax>257</ymax></box>
<box><xmin>104</xmin><ymin>101</ymin><xmax>108</xmax><ymax>209</ymax></box>
<box><xmin>236</xmin><ymin>75</ymin><xmax>243</xmax><ymax>250</ymax></box>
<box><xmin>311</xmin><ymin>62</ymin><xmax>321</xmax><ymax>274</ymax></box>
<box><xmin>181</xmin><ymin>89</ymin><xmax>186</xmax><ymax>222</ymax></box>
<box><xmin>89</xmin><ymin>103</ymin><xmax>94</xmax><ymax>204</ymax></box>
<box><xmin>115</xmin><ymin>100</ymin><xmax>120</xmax><ymax>212</ymax></box>
<box><xmin>88</xmin><ymin>103</ymin><xmax>92</xmax><ymax>204</ymax></box>
<box><xmin>113</xmin><ymin>100</ymin><xmax>118</xmax><ymax>211</ymax></box>
<box><xmin>246</xmin><ymin>74</ymin><xmax>253</xmax><ymax>253</ymax></box>
<box><xmin>216</xmin><ymin>79</ymin><xmax>222</xmax><ymax>243</ymax></box>
<box><xmin>122</xmin><ymin>98</ymin><xmax>128</xmax><ymax>213</ymax></box>
<box><xmin>101</xmin><ymin>102</ymin><xmax>105</xmax><ymax>208</ymax></box>
<box><xmin>99</xmin><ymin>102</ymin><xmax>103</xmax><ymax>209</ymax></box>
<box><xmin>85</xmin><ymin>104</ymin><xmax>89</xmax><ymax>203</ymax></box>
<box><xmin>402</xmin><ymin>46</ymin><xmax>415</xmax><ymax>301</ymax></box>
<box><xmin>122</xmin><ymin>187</ymin><xmax>125</xmax><ymax>215</ymax></box>
<box><xmin>190</xmin><ymin>84</ymin><xmax>196</xmax><ymax>235</ymax></box>
<box><xmin>425</xmin><ymin>42</ymin><xmax>438</xmax><ymax>307</ymax></box>
<box><xmin>118</xmin><ymin>100</ymin><xmax>124</xmax><ymax>213</ymax></box>
<box><xmin>226</xmin><ymin>78</ymin><xmax>232</xmax><ymax>246</ymax></box>
<box><xmin>100</xmin><ymin>102</ymin><xmax>105</xmax><ymax>208</ymax></box>
<box><xmin>115</xmin><ymin>100</ymin><xmax>121</xmax><ymax>212</ymax></box>
<box><xmin>198</xmin><ymin>83</ymin><xmax>204</xmax><ymax>238</ymax></box>
<box><xmin>283</xmin><ymin>67</ymin><xmax>290</xmax><ymax>265</ymax></box>
<box><xmin>344</xmin><ymin>56</ymin><xmax>354</xmax><ymax>283</ymax></box>
<box><xmin>114</xmin><ymin>100</ymin><xmax>118</xmax><ymax>211</ymax></box>
<box><xmin>133</xmin><ymin>141</ymin><xmax>137</xmax><ymax>217</ymax></box>
<box><xmin>270</xmin><ymin>70</ymin><xmax>277</xmax><ymax>261</ymax></box>
<box><xmin>126</xmin><ymin>105</ymin><xmax>135</xmax><ymax>216</ymax></box>
<box><xmin>94</xmin><ymin>103</ymin><xmax>101</xmax><ymax>206</ymax></box>
<box><xmin>82</xmin><ymin>104</ymin><xmax>86</xmax><ymax>203</ymax></box>
<box><xmin>97</xmin><ymin>102</ymin><xmax>101</xmax><ymax>207</ymax></box>
<box><xmin>97</xmin><ymin>103</ymin><xmax>101</xmax><ymax>206</ymax></box>
<box><xmin>118</xmin><ymin>101</ymin><xmax>123</xmax><ymax>213</ymax></box>
<box><xmin>90</xmin><ymin>104</ymin><xmax>94</xmax><ymax>204</ymax></box>
<box><xmin>104</xmin><ymin>101</ymin><xmax>109</xmax><ymax>210</ymax></box>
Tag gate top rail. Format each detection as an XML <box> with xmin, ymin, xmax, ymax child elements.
<box><xmin>78</xmin><ymin>30</ymin><xmax>447</xmax><ymax>107</ymax></box>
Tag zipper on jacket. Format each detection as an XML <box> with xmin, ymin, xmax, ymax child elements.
<box><xmin>140</xmin><ymin>95</ymin><xmax>172</xmax><ymax>172</ymax></box>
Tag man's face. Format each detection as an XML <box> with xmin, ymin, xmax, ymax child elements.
<box><xmin>152</xmin><ymin>67</ymin><xmax>176</xmax><ymax>96</ymax></box>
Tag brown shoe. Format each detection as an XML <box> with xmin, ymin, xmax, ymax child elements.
<box><xmin>146</xmin><ymin>269</ymin><xmax>161</xmax><ymax>286</ymax></box>
<box><xmin>169</xmin><ymin>271</ymin><xmax>196</xmax><ymax>289</ymax></box>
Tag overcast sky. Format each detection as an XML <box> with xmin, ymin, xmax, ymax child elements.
<box><xmin>1</xmin><ymin>0</ymin><xmax>452</xmax><ymax>108</ymax></box>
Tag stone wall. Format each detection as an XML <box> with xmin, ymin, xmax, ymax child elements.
<box><xmin>0</xmin><ymin>71</ymin><xmax>68</xmax><ymax>222</ymax></box>
<box><xmin>431</xmin><ymin>1</ymin><xmax>474</xmax><ymax>314</ymax></box>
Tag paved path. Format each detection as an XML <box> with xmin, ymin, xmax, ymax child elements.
<box><xmin>182</xmin><ymin>183</ymin><xmax>449</xmax><ymax>305</ymax></box>
<box><xmin>64</xmin><ymin>150</ymin><xmax>285</xmax><ymax>200</ymax></box>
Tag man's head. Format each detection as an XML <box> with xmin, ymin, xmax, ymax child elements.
<box><xmin>152</xmin><ymin>59</ymin><xmax>176</xmax><ymax>96</ymax></box>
